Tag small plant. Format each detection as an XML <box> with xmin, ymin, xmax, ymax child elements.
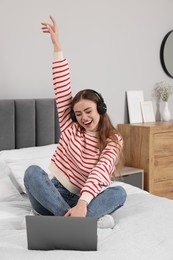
<box><xmin>154</xmin><ymin>81</ymin><xmax>173</xmax><ymax>102</ymax></box>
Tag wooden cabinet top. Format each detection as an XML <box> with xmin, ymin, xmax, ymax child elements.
<box><xmin>118</xmin><ymin>121</ymin><xmax>173</xmax><ymax>132</ymax></box>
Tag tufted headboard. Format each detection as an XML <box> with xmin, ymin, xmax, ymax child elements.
<box><xmin>0</xmin><ymin>99</ymin><xmax>60</xmax><ymax>151</ymax></box>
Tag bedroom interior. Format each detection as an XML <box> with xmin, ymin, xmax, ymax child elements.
<box><xmin>0</xmin><ymin>1</ymin><xmax>173</xmax><ymax>259</ymax></box>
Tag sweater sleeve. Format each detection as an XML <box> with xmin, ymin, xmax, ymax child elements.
<box><xmin>79</xmin><ymin>136</ymin><xmax>123</xmax><ymax>204</ymax></box>
<box><xmin>52</xmin><ymin>52</ymin><xmax>73</xmax><ymax>132</ymax></box>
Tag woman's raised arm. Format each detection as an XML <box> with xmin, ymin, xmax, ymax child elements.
<box><xmin>41</xmin><ymin>16</ymin><xmax>62</xmax><ymax>52</ymax></box>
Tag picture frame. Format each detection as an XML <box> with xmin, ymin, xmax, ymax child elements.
<box><xmin>141</xmin><ymin>101</ymin><xmax>155</xmax><ymax>122</ymax></box>
<box><xmin>127</xmin><ymin>90</ymin><xmax>144</xmax><ymax>123</ymax></box>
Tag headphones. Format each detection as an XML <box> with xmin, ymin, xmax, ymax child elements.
<box><xmin>70</xmin><ymin>90</ymin><xmax>107</xmax><ymax>122</ymax></box>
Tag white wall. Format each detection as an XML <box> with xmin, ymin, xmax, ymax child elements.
<box><xmin>0</xmin><ymin>0</ymin><xmax>173</xmax><ymax>125</ymax></box>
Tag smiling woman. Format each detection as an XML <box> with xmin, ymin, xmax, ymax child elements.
<box><xmin>23</xmin><ymin>16</ymin><xmax>127</xmax><ymax>230</ymax></box>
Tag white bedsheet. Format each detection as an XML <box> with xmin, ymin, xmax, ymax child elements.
<box><xmin>0</xmin><ymin>182</ymin><xmax>173</xmax><ymax>260</ymax></box>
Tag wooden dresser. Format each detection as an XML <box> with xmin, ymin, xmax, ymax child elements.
<box><xmin>118</xmin><ymin>121</ymin><xmax>173</xmax><ymax>199</ymax></box>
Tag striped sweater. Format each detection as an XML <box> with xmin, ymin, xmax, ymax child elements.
<box><xmin>49</xmin><ymin>52</ymin><xmax>123</xmax><ymax>204</ymax></box>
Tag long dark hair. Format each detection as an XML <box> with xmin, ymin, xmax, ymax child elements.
<box><xmin>71</xmin><ymin>89</ymin><xmax>124</xmax><ymax>178</ymax></box>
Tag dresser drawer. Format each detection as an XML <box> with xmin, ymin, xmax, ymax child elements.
<box><xmin>120</xmin><ymin>167</ymin><xmax>144</xmax><ymax>189</ymax></box>
<box><xmin>154</xmin><ymin>156</ymin><xmax>173</xmax><ymax>182</ymax></box>
<box><xmin>121</xmin><ymin>172</ymin><xmax>143</xmax><ymax>189</ymax></box>
<box><xmin>154</xmin><ymin>132</ymin><xmax>173</xmax><ymax>157</ymax></box>
<box><xmin>152</xmin><ymin>180</ymin><xmax>173</xmax><ymax>199</ymax></box>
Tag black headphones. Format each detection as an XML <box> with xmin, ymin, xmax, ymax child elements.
<box><xmin>70</xmin><ymin>90</ymin><xmax>107</xmax><ymax>122</ymax></box>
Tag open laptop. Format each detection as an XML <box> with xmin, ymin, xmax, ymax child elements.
<box><xmin>26</xmin><ymin>215</ymin><xmax>97</xmax><ymax>251</ymax></box>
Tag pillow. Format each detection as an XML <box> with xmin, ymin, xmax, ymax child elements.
<box><xmin>0</xmin><ymin>144</ymin><xmax>57</xmax><ymax>194</ymax></box>
<box><xmin>0</xmin><ymin>144</ymin><xmax>57</xmax><ymax>162</ymax></box>
<box><xmin>0</xmin><ymin>160</ymin><xmax>22</xmax><ymax>202</ymax></box>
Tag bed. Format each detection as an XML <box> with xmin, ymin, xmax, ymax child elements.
<box><xmin>0</xmin><ymin>99</ymin><xmax>173</xmax><ymax>260</ymax></box>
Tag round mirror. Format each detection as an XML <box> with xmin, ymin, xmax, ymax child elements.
<box><xmin>160</xmin><ymin>30</ymin><xmax>173</xmax><ymax>78</ymax></box>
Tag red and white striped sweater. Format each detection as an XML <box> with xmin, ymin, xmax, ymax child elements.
<box><xmin>49</xmin><ymin>52</ymin><xmax>123</xmax><ymax>204</ymax></box>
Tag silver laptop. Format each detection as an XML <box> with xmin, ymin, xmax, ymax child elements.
<box><xmin>26</xmin><ymin>215</ymin><xmax>97</xmax><ymax>251</ymax></box>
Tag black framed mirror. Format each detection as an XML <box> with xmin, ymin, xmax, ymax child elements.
<box><xmin>160</xmin><ymin>30</ymin><xmax>173</xmax><ymax>78</ymax></box>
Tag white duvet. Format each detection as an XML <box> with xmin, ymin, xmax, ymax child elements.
<box><xmin>0</xmin><ymin>182</ymin><xmax>173</xmax><ymax>260</ymax></box>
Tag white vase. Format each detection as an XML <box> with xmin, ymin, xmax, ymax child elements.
<box><xmin>162</xmin><ymin>101</ymin><xmax>171</xmax><ymax>121</ymax></box>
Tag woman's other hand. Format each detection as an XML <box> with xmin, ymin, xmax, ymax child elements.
<box><xmin>64</xmin><ymin>200</ymin><xmax>88</xmax><ymax>217</ymax></box>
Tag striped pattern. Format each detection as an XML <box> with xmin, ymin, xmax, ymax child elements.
<box><xmin>50</xmin><ymin>55</ymin><xmax>123</xmax><ymax>204</ymax></box>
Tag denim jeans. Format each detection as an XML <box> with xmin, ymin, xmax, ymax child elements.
<box><xmin>24</xmin><ymin>165</ymin><xmax>127</xmax><ymax>218</ymax></box>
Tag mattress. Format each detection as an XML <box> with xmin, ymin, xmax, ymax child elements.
<box><xmin>0</xmin><ymin>181</ymin><xmax>173</xmax><ymax>260</ymax></box>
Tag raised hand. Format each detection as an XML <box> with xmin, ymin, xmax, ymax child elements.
<box><xmin>41</xmin><ymin>15</ymin><xmax>62</xmax><ymax>52</ymax></box>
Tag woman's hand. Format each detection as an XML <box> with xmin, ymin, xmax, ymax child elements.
<box><xmin>41</xmin><ymin>15</ymin><xmax>62</xmax><ymax>52</ymax></box>
<box><xmin>64</xmin><ymin>200</ymin><xmax>88</xmax><ymax>217</ymax></box>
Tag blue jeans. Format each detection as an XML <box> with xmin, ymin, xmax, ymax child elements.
<box><xmin>24</xmin><ymin>165</ymin><xmax>127</xmax><ymax>218</ymax></box>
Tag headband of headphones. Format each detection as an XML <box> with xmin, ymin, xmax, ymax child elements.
<box><xmin>70</xmin><ymin>89</ymin><xmax>107</xmax><ymax>122</ymax></box>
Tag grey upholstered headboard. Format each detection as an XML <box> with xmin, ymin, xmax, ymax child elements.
<box><xmin>0</xmin><ymin>99</ymin><xmax>60</xmax><ymax>151</ymax></box>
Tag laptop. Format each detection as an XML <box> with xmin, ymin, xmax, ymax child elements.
<box><xmin>25</xmin><ymin>215</ymin><xmax>97</xmax><ymax>251</ymax></box>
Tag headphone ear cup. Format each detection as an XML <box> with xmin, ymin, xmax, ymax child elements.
<box><xmin>70</xmin><ymin>109</ymin><xmax>77</xmax><ymax>122</ymax></box>
<box><xmin>97</xmin><ymin>101</ymin><xmax>107</xmax><ymax>115</ymax></box>
<box><xmin>93</xmin><ymin>90</ymin><xmax>107</xmax><ymax>115</ymax></box>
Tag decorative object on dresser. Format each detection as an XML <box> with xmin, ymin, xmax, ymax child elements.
<box><xmin>126</xmin><ymin>90</ymin><xmax>144</xmax><ymax>123</ymax></box>
<box><xmin>153</xmin><ymin>81</ymin><xmax>173</xmax><ymax>122</ymax></box>
<box><xmin>162</xmin><ymin>101</ymin><xmax>171</xmax><ymax>122</ymax></box>
<box><xmin>140</xmin><ymin>101</ymin><xmax>155</xmax><ymax>123</ymax></box>
<box><xmin>118</xmin><ymin>121</ymin><xmax>173</xmax><ymax>199</ymax></box>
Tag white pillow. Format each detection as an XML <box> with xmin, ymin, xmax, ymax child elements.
<box><xmin>0</xmin><ymin>144</ymin><xmax>57</xmax><ymax>194</ymax></box>
<box><xmin>0</xmin><ymin>160</ymin><xmax>22</xmax><ymax>202</ymax></box>
<box><xmin>0</xmin><ymin>144</ymin><xmax>57</xmax><ymax>162</ymax></box>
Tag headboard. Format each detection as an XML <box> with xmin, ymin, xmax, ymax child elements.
<box><xmin>0</xmin><ymin>99</ymin><xmax>60</xmax><ymax>151</ymax></box>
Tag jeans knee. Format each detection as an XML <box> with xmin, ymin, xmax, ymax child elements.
<box><xmin>117</xmin><ymin>186</ymin><xmax>127</xmax><ymax>206</ymax></box>
<box><xmin>24</xmin><ymin>165</ymin><xmax>41</xmax><ymax>186</ymax></box>
<box><xmin>109</xmin><ymin>186</ymin><xmax>127</xmax><ymax>206</ymax></box>
<box><xmin>118</xmin><ymin>186</ymin><xmax>127</xmax><ymax>205</ymax></box>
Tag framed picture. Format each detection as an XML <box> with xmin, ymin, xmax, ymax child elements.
<box><xmin>127</xmin><ymin>91</ymin><xmax>144</xmax><ymax>123</ymax></box>
<box><xmin>141</xmin><ymin>101</ymin><xmax>155</xmax><ymax>122</ymax></box>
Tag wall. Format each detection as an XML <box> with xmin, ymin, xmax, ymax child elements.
<box><xmin>0</xmin><ymin>0</ymin><xmax>173</xmax><ymax>125</ymax></box>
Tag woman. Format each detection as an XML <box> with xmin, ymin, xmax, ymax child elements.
<box><xmin>24</xmin><ymin>16</ymin><xmax>127</xmax><ymax>229</ymax></box>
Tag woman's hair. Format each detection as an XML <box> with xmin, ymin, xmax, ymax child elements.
<box><xmin>71</xmin><ymin>89</ymin><xmax>124</xmax><ymax>178</ymax></box>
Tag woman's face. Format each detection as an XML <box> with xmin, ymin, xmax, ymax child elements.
<box><xmin>73</xmin><ymin>99</ymin><xmax>100</xmax><ymax>132</ymax></box>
